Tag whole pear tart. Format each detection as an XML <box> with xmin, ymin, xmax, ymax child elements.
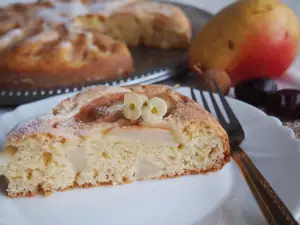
<box><xmin>0</xmin><ymin>0</ymin><xmax>191</xmax><ymax>89</ymax></box>
<box><xmin>0</xmin><ymin>85</ymin><xmax>230</xmax><ymax>197</ymax></box>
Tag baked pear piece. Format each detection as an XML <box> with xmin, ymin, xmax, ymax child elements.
<box><xmin>0</xmin><ymin>85</ymin><xmax>230</xmax><ymax>197</ymax></box>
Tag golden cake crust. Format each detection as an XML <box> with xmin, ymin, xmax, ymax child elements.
<box><xmin>54</xmin><ymin>84</ymin><xmax>224</xmax><ymax>132</ymax></box>
<box><xmin>7</xmin><ymin>85</ymin><xmax>229</xmax><ymax>150</ymax></box>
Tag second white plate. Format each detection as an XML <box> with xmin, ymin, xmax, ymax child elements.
<box><xmin>0</xmin><ymin>87</ymin><xmax>299</xmax><ymax>225</ymax></box>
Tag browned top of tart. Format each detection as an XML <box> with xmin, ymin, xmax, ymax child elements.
<box><xmin>6</xmin><ymin>85</ymin><xmax>226</xmax><ymax>150</ymax></box>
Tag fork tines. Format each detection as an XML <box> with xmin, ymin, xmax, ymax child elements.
<box><xmin>190</xmin><ymin>81</ymin><xmax>243</xmax><ymax>136</ymax></box>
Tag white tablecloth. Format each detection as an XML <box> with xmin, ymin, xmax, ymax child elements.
<box><xmin>0</xmin><ymin>0</ymin><xmax>300</xmax><ymax>116</ymax></box>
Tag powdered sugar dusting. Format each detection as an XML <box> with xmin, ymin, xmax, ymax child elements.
<box><xmin>60</xmin><ymin>41</ymin><xmax>72</xmax><ymax>48</ymax></box>
<box><xmin>6</xmin><ymin>113</ymin><xmax>88</xmax><ymax>143</ymax></box>
<box><xmin>53</xmin><ymin>1</ymin><xmax>88</xmax><ymax>17</ymax></box>
<box><xmin>36</xmin><ymin>8</ymin><xmax>71</xmax><ymax>25</ymax></box>
<box><xmin>0</xmin><ymin>29</ymin><xmax>23</xmax><ymax>45</ymax></box>
<box><xmin>116</xmin><ymin>2</ymin><xmax>174</xmax><ymax>16</ymax></box>
<box><xmin>7</xmin><ymin>114</ymin><xmax>56</xmax><ymax>139</ymax></box>
<box><xmin>27</xmin><ymin>30</ymin><xmax>59</xmax><ymax>43</ymax></box>
<box><xmin>33</xmin><ymin>0</ymin><xmax>135</xmax><ymax>27</ymax></box>
<box><xmin>96</xmin><ymin>104</ymin><xmax>123</xmax><ymax>115</ymax></box>
<box><xmin>6</xmin><ymin>87</ymin><xmax>132</xmax><ymax>142</ymax></box>
<box><xmin>53</xmin><ymin>86</ymin><xmax>131</xmax><ymax>115</ymax></box>
<box><xmin>88</xmin><ymin>1</ymin><xmax>134</xmax><ymax>14</ymax></box>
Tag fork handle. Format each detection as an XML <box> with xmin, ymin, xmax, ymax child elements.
<box><xmin>231</xmin><ymin>146</ymin><xmax>299</xmax><ymax>225</ymax></box>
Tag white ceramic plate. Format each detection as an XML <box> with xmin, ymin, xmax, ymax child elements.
<box><xmin>0</xmin><ymin>87</ymin><xmax>300</xmax><ymax>225</ymax></box>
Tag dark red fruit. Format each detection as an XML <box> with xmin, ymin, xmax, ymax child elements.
<box><xmin>265</xmin><ymin>89</ymin><xmax>300</xmax><ymax>120</ymax></box>
<box><xmin>234</xmin><ymin>77</ymin><xmax>278</xmax><ymax>107</ymax></box>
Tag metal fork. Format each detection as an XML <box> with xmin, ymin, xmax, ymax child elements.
<box><xmin>191</xmin><ymin>84</ymin><xmax>299</xmax><ymax>225</ymax></box>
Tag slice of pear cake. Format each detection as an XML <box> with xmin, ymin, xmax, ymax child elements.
<box><xmin>0</xmin><ymin>85</ymin><xmax>230</xmax><ymax>197</ymax></box>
